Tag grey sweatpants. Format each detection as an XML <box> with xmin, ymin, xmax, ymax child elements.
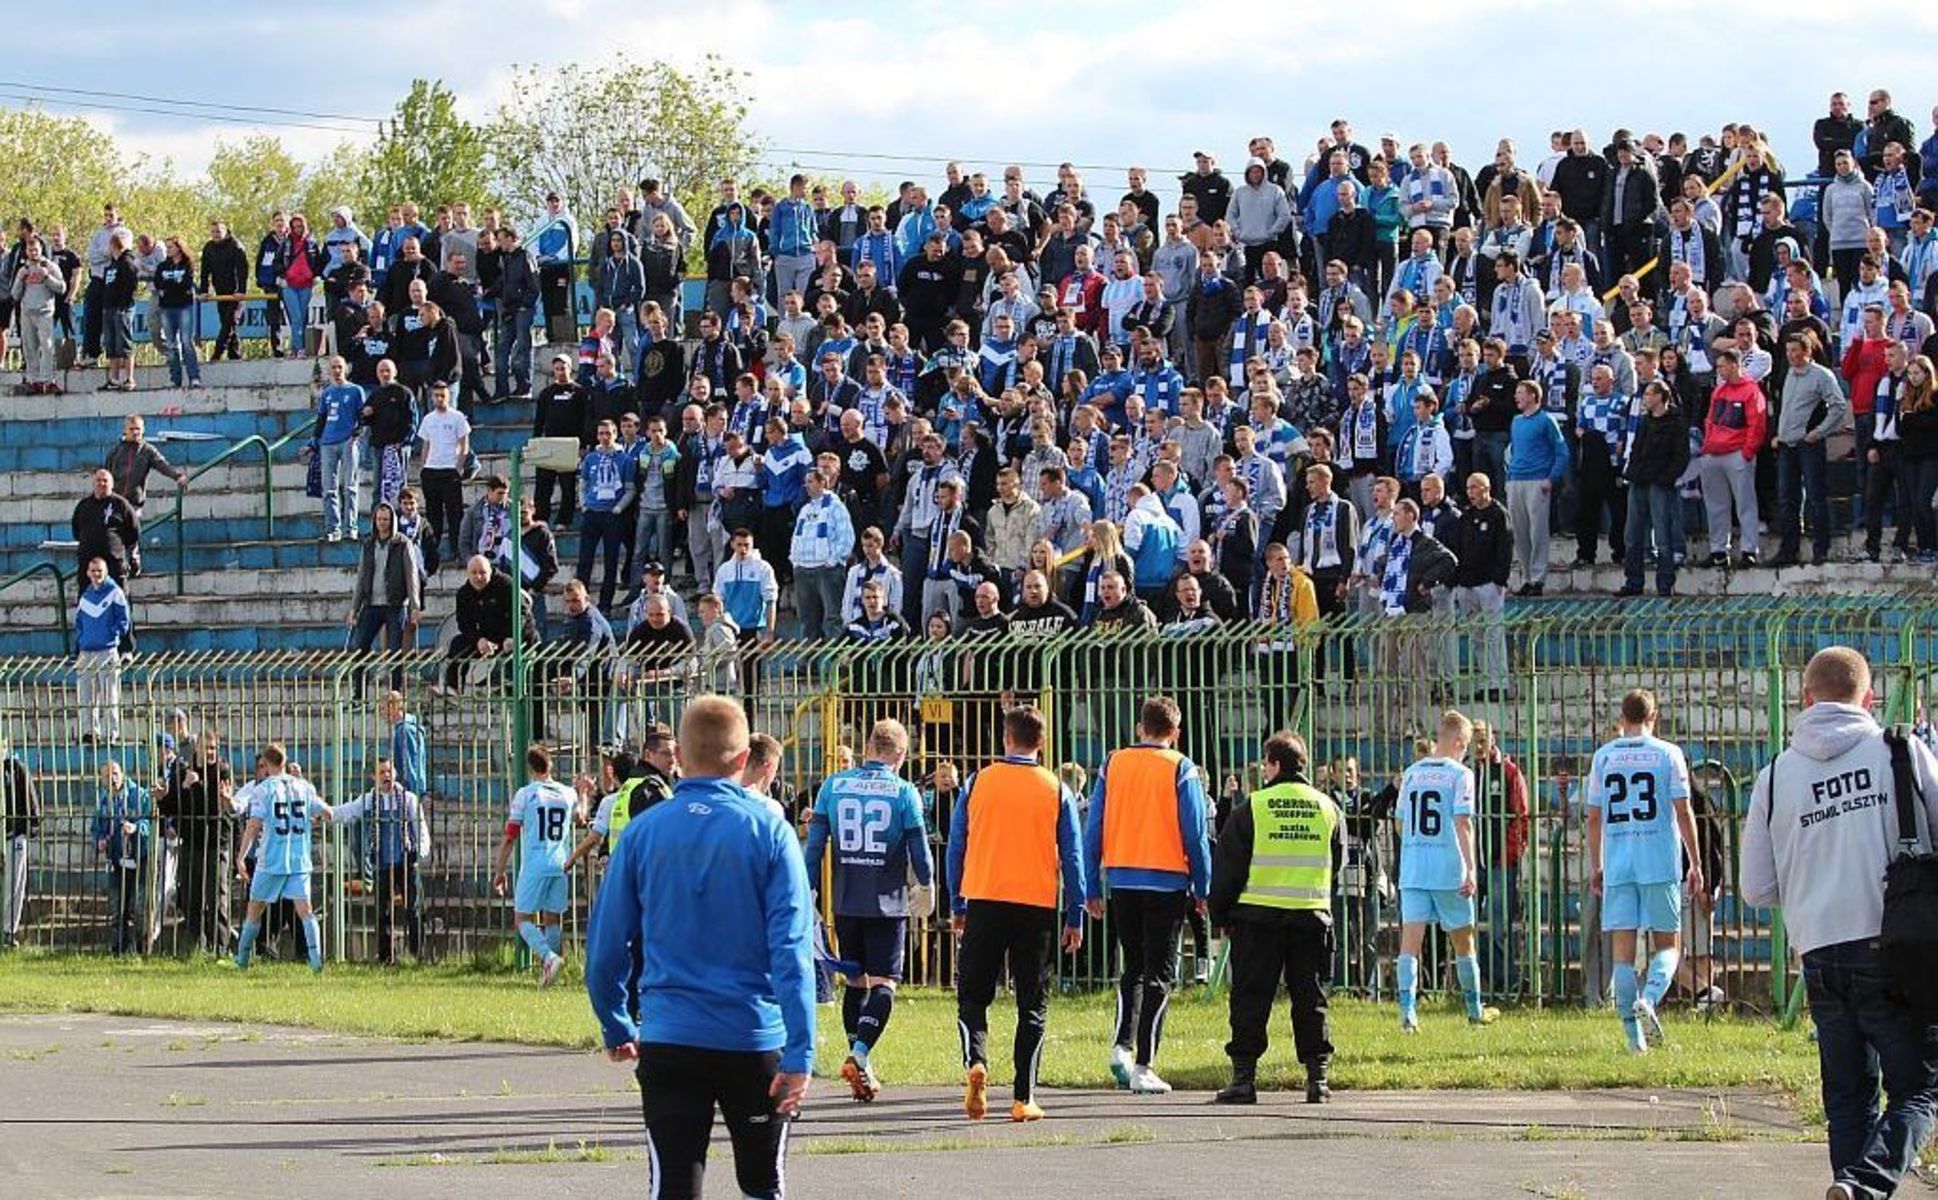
<box><xmin>1507</xmin><ymin>480</ymin><xmax>1551</xmax><ymax>586</ymax></box>
<box><xmin>1697</xmin><ymin>452</ymin><xmax>1759</xmax><ymax>554</ymax></box>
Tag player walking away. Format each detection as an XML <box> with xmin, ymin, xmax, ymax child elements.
<box><xmin>950</xmin><ymin>704</ymin><xmax>1086</xmax><ymax>1122</ymax></box>
<box><xmin>1395</xmin><ymin>711</ymin><xmax>1499</xmax><ymax>1030</ymax></box>
<box><xmin>1586</xmin><ymin>689</ymin><xmax>1701</xmax><ymax>1054</ymax></box>
<box><xmin>1209</xmin><ymin>732</ymin><xmax>1344</xmax><ymax>1105</ymax></box>
<box><xmin>805</xmin><ymin>718</ymin><xmax>935</xmax><ymax>1102</ymax></box>
<box><xmin>585</xmin><ymin>695</ymin><xmax>816</xmax><ymax>1200</ymax></box>
<box><xmin>233</xmin><ymin>742</ymin><xmax>334</xmax><ymax>973</ymax></box>
<box><xmin>494</xmin><ymin>745</ymin><xmax>578</xmax><ymax>988</ymax></box>
<box><xmin>1083</xmin><ymin>695</ymin><xmax>1213</xmax><ymax>1094</ymax></box>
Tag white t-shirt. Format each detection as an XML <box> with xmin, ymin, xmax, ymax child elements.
<box><xmin>419</xmin><ymin>409</ymin><xmax>472</xmax><ymax>470</ymax></box>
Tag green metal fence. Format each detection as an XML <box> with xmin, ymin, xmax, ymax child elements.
<box><xmin>4</xmin><ymin>595</ymin><xmax>1936</xmax><ymax>1009</ymax></box>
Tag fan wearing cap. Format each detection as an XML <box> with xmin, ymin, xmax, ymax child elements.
<box><xmin>1180</xmin><ymin>152</ymin><xmax>1232</xmax><ymax>225</ymax></box>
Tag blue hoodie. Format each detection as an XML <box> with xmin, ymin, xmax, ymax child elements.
<box><xmin>586</xmin><ymin>776</ymin><xmax>816</xmax><ymax>1072</ymax></box>
<box><xmin>768</xmin><ymin>195</ymin><xmax>818</xmax><ymax>257</ymax></box>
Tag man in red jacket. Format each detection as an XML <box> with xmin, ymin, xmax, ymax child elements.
<box><xmin>1058</xmin><ymin>245</ymin><xmax>1108</xmax><ymax>339</ymax></box>
<box><xmin>1696</xmin><ymin>349</ymin><xmax>1769</xmax><ymax>567</ymax></box>
<box><xmin>1471</xmin><ymin>721</ymin><xmax>1529</xmax><ymax>994</ymax></box>
<box><xmin>1842</xmin><ymin>304</ymin><xmax>1894</xmax><ymax>532</ymax></box>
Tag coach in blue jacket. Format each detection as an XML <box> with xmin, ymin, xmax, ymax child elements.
<box><xmin>587</xmin><ymin>694</ymin><xmax>815</xmax><ymax>1200</ymax></box>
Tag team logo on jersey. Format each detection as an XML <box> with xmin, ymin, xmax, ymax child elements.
<box><xmin>687</xmin><ymin>802</ymin><xmax>712</xmax><ymax>815</ymax></box>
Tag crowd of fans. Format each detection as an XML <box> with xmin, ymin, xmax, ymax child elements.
<box><xmin>20</xmin><ymin>93</ymin><xmax>1938</xmax><ymax>679</ymax></box>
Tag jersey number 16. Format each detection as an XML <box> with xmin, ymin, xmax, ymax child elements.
<box><xmin>1408</xmin><ymin>789</ymin><xmax>1442</xmax><ymax>837</ymax></box>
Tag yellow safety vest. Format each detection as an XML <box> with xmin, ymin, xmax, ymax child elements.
<box><xmin>1236</xmin><ymin>781</ymin><xmax>1339</xmax><ymax>911</ymax></box>
<box><xmin>605</xmin><ymin>772</ymin><xmax>670</xmax><ymax>850</ymax></box>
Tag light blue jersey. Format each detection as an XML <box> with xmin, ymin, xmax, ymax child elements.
<box><xmin>248</xmin><ymin>775</ymin><xmax>329</xmax><ymax>876</ymax></box>
<box><xmin>805</xmin><ymin>762</ymin><xmax>933</xmax><ymax>919</ymax></box>
<box><xmin>510</xmin><ymin>780</ymin><xmax>577</xmax><ymax>881</ymax></box>
<box><xmin>1396</xmin><ymin>755</ymin><xmax>1475</xmax><ymax>891</ymax></box>
<box><xmin>1588</xmin><ymin>734</ymin><xmax>1690</xmax><ymax>886</ymax></box>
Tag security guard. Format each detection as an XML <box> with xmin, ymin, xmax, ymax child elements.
<box><xmin>1083</xmin><ymin>695</ymin><xmax>1213</xmax><ymax>1096</ymax></box>
<box><xmin>604</xmin><ymin>726</ymin><xmax>676</xmax><ymax>850</ymax></box>
<box><xmin>1209</xmin><ymin>730</ymin><xmax>1343</xmax><ymax>1105</ymax></box>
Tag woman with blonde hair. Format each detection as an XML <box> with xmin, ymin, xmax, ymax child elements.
<box><xmin>1073</xmin><ymin>519</ymin><xmax>1133</xmax><ymax>623</ymax></box>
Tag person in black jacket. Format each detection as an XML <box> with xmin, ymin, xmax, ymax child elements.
<box><xmin>100</xmin><ymin>235</ymin><xmax>138</xmax><ymax>391</ymax></box>
<box><xmin>74</xmin><ymin>468</ymin><xmax>141</xmax><ymax>583</ymax></box>
<box><xmin>1180</xmin><ymin>153</ymin><xmax>1233</xmax><ymax>224</ymax></box>
<box><xmin>492</xmin><ymin>226</ymin><xmax>540</xmax><ymax>400</ymax></box>
<box><xmin>532</xmin><ymin>353</ymin><xmax>589</xmax><ymax>526</ymax></box>
<box><xmin>1384</xmin><ymin>500</ymin><xmax>1458</xmax><ymax>615</ymax></box>
<box><xmin>1814</xmin><ymin>93</ymin><xmax>1864</xmax><ymax>177</ymax></box>
<box><xmin>897</xmin><ymin>235</ymin><xmax>962</xmax><ymax>352</ymax></box>
<box><xmin>1620</xmin><ymin>381</ymin><xmax>1692</xmax><ymax>597</ymax></box>
<box><xmin>1600</xmin><ymin>140</ymin><xmax>1660</xmax><ymax>277</ymax></box>
<box><xmin>633</xmin><ymin>307</ymin><xmax>686</xmax><ymax>418</ymax></box>
<box><xmin>255</xmin><ymin>213</ymin><xmax>290</xmax><ymax>356</ymax></box>
<box><xmin>360</xmin><ymin>359</ymin><xmax>418</xmax><ymax>511</ymax></box>
<box><xmin>429</xmin><ymin>254</ymin><xmax>486</xmax><ymax>414</ymax></box>
<box><xmin>198</xmin><ymin>220</ymin><xmax>251</xmax><ymax>361</ymax></box>
<box><xmin>1186</xmin><ymin>250</ymin><xmax>1241</xmax><ymax>384</ymax></box>
<box><xmin>1859</xmin><ymin>89</ymin><xmax>1918</xmax><ymax>179</ymax></box>
<box><xmin>1449</xmin><ymin>472</ymin><xmax>1512</xmax><ymax>698</ymax></box>
<box><xmin>390</xmin><ymin>293</ymin><xmax>457</xmax><ymax>397</ymax></box>
<box><xmin>439</xmin><ymin>556</ymin><xmax>535</xmax><ymax>693</ymax></box>
<box><xmin>1549</xmin><ymin>132</ymin><xmax>1608</xmax><ymax>257</ymax></box>
<box><xmin>379</xmin><ymin>236</ymin><xmax>437</xmax><ymax>316</ymax></box>
<box><xmin>2</xmin><ymin>737</ymin><xmax>41</xmax><ymax>949</ymax></box>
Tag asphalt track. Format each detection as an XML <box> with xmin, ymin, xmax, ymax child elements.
<box><xmin>0</xmin><ymin>1014</ymin><xmax>1861</xmax><ymax>1198</ymax></box>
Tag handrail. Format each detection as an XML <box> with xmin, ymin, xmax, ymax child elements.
<box><xmin>160</xmin><ymin>414</ymin><xmax>319</xmax><ymax>595</ymax></box>
<box><xmin>0</xmin><ymin>560</ymin><xmax>71</xmax><ymax>655</ymax></box>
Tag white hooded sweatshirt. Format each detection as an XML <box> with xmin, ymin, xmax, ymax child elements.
<box><xmin>1741</xmin><ymin>701</ymin><xmax>1938</xmax><ymax>956</ymax></box>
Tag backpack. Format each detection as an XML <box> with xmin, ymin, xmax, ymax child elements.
<box><xmin>1878</xmin><ymin>725</ymin><xmax>1938</xmax><ymax>1022</ymax></box>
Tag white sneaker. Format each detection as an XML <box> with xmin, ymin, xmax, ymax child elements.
<box><xmin>1127</xmin><ymin>1065</ymin><xmax>1171</xmax><ymax>1095</ymax></box>
<box><xmin>1400</xmin><ymin>1012</ymin><xmax>1419</xmax><ymax>1034</ymax></box>
<box><xmin>1826</xmin><ymin>1183</ymin><xmax>1856</xmax><ymax>1200</ymax></box>
<box><xmin>538</xmin><ymin>953</ymin><xmax>563</xmax><ymax>989</ymax></box>
<box><xmin>1633</xmin><ymin>996</ymin><xmax>1663</xmax><ymax>1044</ymax></box>
<box><xmin>1109</xmin><ymin>1044</ymin><xmax>1134</xmax><ymax>1088</ymax></box>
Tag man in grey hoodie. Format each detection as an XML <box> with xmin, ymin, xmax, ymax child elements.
<box><xmin>1820</xmin><ymin>151</ymin><xmax>1878</xmax><ymax>296</ymax></box>
<box><xmin>1770</xmin><ymin>332</ymin><xmax>1852</xmax><ymax>566</ymax></box>
<box><xmin>1227</xmin><ymin>158</ymin><xmax>1292</xmax><ymax>284</ymax></box>
<box><xmin>1741</xmin><ymin>646</ymin><xmax>1938</xmax><ymax>1200</ymax></box>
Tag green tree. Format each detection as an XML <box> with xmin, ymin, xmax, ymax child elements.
<box><xmin>362</xmin><ymin>79</ymin><xmax>493</xmax><ymax>214</ymax></box>
<box><xmin>0</xmin><ymin>106</ymin><xmax>123</xmax><ymax>236</ymax></box>
<box><xmin>486</xmin><ymin>53</ymin><xmax>761</xmax><ymax>234</ymax></box>
<box><xmin>202</xmin><ymin>135</ymin><xmax>305</xmax><ymax>236</ymax></box>
<box><xmin>293</xmin><ymin>140</ymin><xmax>375</xmax><ymax>233</ymax></box>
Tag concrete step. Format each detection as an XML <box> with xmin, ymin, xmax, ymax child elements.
<box><xmin>4</xmin><ymin>462</ymin><xmax>312</xmax><ymax>504</ymax></box>
<box><xmin>0</xmin><ymin>357</ymin><xmax>316</xmax><ymax>407</ymax></box>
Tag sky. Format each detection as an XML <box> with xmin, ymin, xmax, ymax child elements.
<box><xmin>15</xmin><ymin>0</ymin><xmax>1938</xmax><ymax>210</ymax></box>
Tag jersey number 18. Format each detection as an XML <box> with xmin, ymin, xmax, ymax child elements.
<box><xmin>537</xmin><ymin>806</ymin><xmax>568</xmax><ymax>842</ymax></box>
